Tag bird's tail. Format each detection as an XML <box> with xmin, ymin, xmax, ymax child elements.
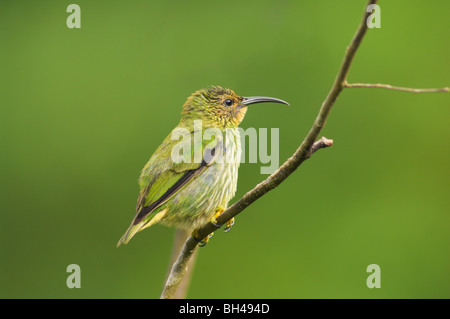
<box><xmin>116</xmin><ymin>208</ymin><xmax>168</xmax><ymax>247</ymax></box>
<box><xmin>117</xmin><ymin>223</ymin><xmax>144</xmax><ymax>247</ymax></box>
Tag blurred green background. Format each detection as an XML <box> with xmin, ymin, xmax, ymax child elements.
<box><xmin>0</xmin><ymin>0</ymin><xmax>449</xmax><ymax>298</ymax></box>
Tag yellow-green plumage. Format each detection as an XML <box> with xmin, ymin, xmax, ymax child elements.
<box><xmin>117</xmin><ymin>86</ymin><xmax>288</xmax><ymax>246</ymax></box>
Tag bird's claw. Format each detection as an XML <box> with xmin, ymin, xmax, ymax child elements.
<box><xmin>211</xmin><ymin>209</ymin><xmax>235</xmax><ymax>233</ymax></box>
<box><xmin>194</xmin><ymin>210</ymin><xmax>236</xmax><ymax>246</ymax></box>
<box><xmin>223</xmin><ymin>217</ymin><xmax>235</xmax><ymax>233</ymax></box>
<box><xmin>211</xmin><ymin>209</ymin><xmax>224</xmax><ymax>228</ymax></box>
<box><xmin>192</xmin><ymin>229</ymin><xmax>214</xmax><ymax>247</ymax></box>
<box><xmin>197</xmin><ymin>232</ymin><xmax>214</xmax><ymax>247</ymax></box>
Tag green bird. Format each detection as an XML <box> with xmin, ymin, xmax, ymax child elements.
<box><xmin>117</xmin><ymin>86</ymin><xmax>288</xmax><ymax>247</ymax></box>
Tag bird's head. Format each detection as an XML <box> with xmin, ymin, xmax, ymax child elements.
<box><xmin>181</xmin><ymin>86</ymin><xmax>289</xmax><ymax>128</ymax></box>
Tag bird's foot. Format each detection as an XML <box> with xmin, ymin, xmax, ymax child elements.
<box><xmin>192</xmin><ymin>208</ymin><xmax>236</xmax><ymax>247</ymax></box>
<box><xmin>192</xmin><ymin>230</ymin><xmax>214</xmax><ymax>247</ymax></box>
<box><xmin>223</xmin><ymin>217</ymin><xmax>235</xmax><ymax>233</ymax></box>
<box><xmin>210</xmin><ymin>209</ymin><xmax>224</xmax><ymax>228</ymax></box>
<box><xmin>211</xmin><ymin>209</ymin><xmax>235</xmax><ymax>233</ymax></box>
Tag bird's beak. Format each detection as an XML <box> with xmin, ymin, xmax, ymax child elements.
<box><xmin>241</xmin><ymin>96</ymin><xmax>290</xmax><ymax>106</ymax></box>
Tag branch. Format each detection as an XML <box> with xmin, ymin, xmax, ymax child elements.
<box><xmin>345</xmin><ymin>82</ymin><xmax>449</xmax><ymax>93</ymax></box>
<box><xmin>307</xmin><ymin>137</ymin><xmax>334</xmax><ymax>159</ymax></box>
<box><xmin>161</xmin><ymin>0</ymin><xmax>447</xmax><ymax>299</ymax></box>
<box><xmin>160</xmin><ymin>137</ymin><xmax>333</xmax><ymax>299</ymax></box>
<box><xmin>160</xmin><ymin>0</ymin><xmax>375</xmax><ymax>299</ymax></box>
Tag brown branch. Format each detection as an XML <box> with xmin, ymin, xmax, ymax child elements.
<box><xmin>161</xmin><ymin>137</ymin><xmax>333</xmax><ymax>299</ymax></box>
<box><xmin>160</xmin><ymin>0</ymin><xmax>376</xmax><ymax>299</ymax></box>
<box><xmin>307</xmin><ymin>137</ymin><xmax>334</xmax><ymax>159</ymax></box>
<box><xmin>160</xmin><ymin>137</ymin><xmax>333</xmax><ymax>299</ymax></box>
<box><xmin>345</xmin><ymin>82</ymin><xmax>449</xmax><ymax>93</ymax></box>
<box><xmin>161</xmin><ymin>0</ymin><xmax>447</xmax><ymax>299</ymax></box>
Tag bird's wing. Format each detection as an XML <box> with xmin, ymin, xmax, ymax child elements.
<box><xmin>132</xmin><ymin>128</ymin><xmax>222</xmax><ymax>225</ymax></box>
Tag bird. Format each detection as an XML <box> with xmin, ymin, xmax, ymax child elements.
<box><xmin>117</xmin><ymin>86</ymin><xmax>289</xmax><ymax>247</ymax></box>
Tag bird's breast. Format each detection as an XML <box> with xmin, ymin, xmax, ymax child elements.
<box><xmin>195</xmin><ymin>128</ymin><xmax>241</xmax><ymax>208</ymax></box>
<box><xmin>163</xmin><ymin>128</ymin><xmax>241</xmax><ymax>230</ymax></box>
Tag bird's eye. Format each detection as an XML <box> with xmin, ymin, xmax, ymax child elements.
<box><xmin>224</xmin><ymin>99</ymin><xmax>233</xmax><ymax>107</ymax></box>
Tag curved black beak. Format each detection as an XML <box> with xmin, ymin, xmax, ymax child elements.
<box><xmin>242</xmin><ymin>96</ymin><xmax>290</xmax><ymax>106</ymax></box>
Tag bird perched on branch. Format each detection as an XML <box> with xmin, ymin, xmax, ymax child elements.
<box><xmin>117</xmin><ymin>86</ymin><xmax>288</xmax><ymax>247</ymax></box>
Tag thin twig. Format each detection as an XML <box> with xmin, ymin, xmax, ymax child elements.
<box><xmin>163</xmin><ymin>229</ymin><xmax>197</xmax><ymax>299</ymax></box>
<box><xmin>307</xmin><ymin>137</ymin><xmax>334</xmax><ymax>159</ymax></box>
<box><xmin>345</xmin><ymin>82</ymin><xmax>449</xmax><ymax>93</ymax></box>
<box><xmin>161</xmin><ymin>233</ymin><xmax>199</xmax><ymax>299</ymax></box>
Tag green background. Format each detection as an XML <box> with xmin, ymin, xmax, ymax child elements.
<box><xmin>1</xmin><ymin>0</ymin><xmax>449</xmax><ymax>298</ymax></box>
